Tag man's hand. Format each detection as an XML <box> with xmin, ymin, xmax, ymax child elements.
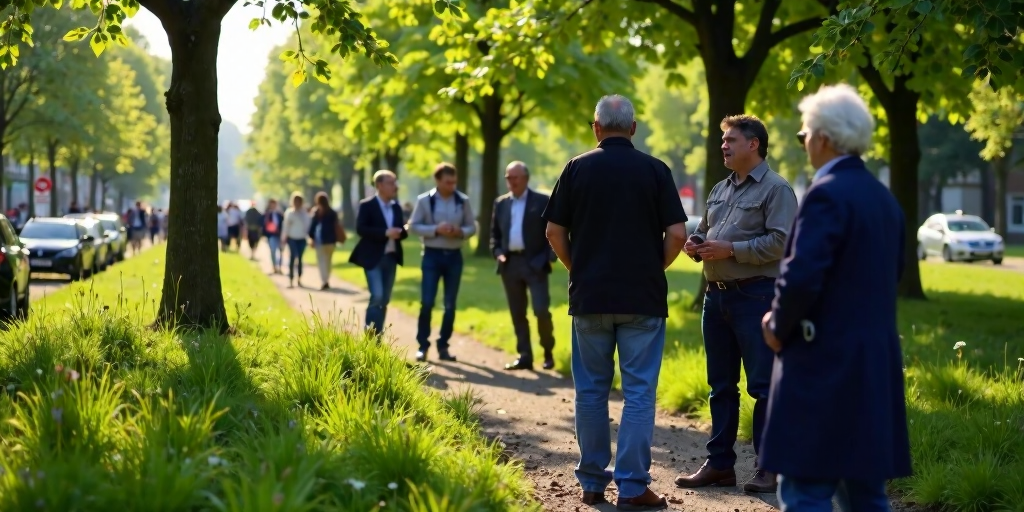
<box><xmin>695</xmin><ymin>240</ymin><xmax>734</xmax><ymax>261</ymax></box>
<box><xmin>386</xmin><ymin>227</ymin><xmax>402</xmax><ymax>239</ymax></box>
<box><xmin>762</xmin><ymin>311</ymin><xmax>782</xmax><ymax>353</ymax></box>
<box><xmin>442</xmin><ymin>227</ymin><xmax>462</xmax><ymax>239</ymax></box>
<box><xmin>683</xmin><ymin>239</ymin><xmax>699</xmax><ymax>256</ymax></box>
<box><xmin>497</xmin><ymin>254</ymin><xmax>507</xmax><ymax>263</ymax></box>
<box><xmin>436</xmin><ymin>222</ymin><xmax>452</xmax><ymax>235</ymax></box>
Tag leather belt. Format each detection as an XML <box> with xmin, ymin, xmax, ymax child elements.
<box><xmin>507</xmin><ymin>250</ymin><xmax>525</xmax><ymax>255</ymax></box>
<box><xmin>707</xmin><ymin>275</ymin><xmax>771</xmax><ymax>291</ymax></box>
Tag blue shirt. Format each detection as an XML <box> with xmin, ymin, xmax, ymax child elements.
<box><xmin>813</xmin><ymin>155</ymin><xmax>858</xmax><ymax>182</ymax></box>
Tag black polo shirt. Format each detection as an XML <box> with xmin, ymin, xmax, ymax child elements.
<box><xmin>542</xmin><ymin>137</ymin><xmax>688</xmax><ymax>318</ymax></box>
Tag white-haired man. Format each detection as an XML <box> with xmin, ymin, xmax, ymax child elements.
<box><xmin>544</xmin><ymin>94</ymin><xmax>688</xmax><ymax>510</ymax></box>
<box><xmin>759</xmin><ymin>83</ymin><xmax>911</xmax><ymax>510</ymax></box>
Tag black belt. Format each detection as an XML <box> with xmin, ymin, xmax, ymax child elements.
<box><xmin>707</xmin><ymin>275</ymin><xmax>771</xmax><ymax>291</ymax></box>
<box><xmin>506</xmin><ymin>250</ymin><xmax>525</xmax><ymax>256</ymax></box>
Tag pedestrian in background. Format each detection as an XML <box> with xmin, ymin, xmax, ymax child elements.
<box><xmin>308</xmin><ymin>191</ymin><xmax>346</xmax><ymax>291</ymax></box>
<box><xmin>284</xmin><ymin>193</ymin><xmax>310</xmax><ymax>288</ymax></box>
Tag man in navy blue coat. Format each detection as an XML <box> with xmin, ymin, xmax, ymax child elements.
<box><xmin>759</xmin><ymin>84</ymin><xmax>912</xmax><ymax>511</ymax></box>
<box><xmin>350</xmin><ymin>170</ymin><xmax>408</xmax><ymax>335</ymax></box>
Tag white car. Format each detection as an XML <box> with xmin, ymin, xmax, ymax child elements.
<box><xmin>917</xmin><ymin>211</ymin><xmax>1004</xmax><ymax>264</ymax></box>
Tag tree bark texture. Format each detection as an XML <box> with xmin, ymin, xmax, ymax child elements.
<box><xmin>89</xmin><ymin>161</ymin><xmax>99</xmax><ymax>210</ymax></box>
<box><xmin>27</xmin><ymin>150</ymin><xmax>35</xmax><ymax>216</ymax></box>
<box><xmin>455</xmin><ymin>130</ymin><xmax>469</xmax><ymax>190</ymax></box>
<box><xmin>69</xmin><ymin>159</ymin><xmax>80</xmax><ymax>208</ymax></box>
<box><xmin>338</xmin><ymin>156</ymin><xmax>355</xmax><ymax>229</ymax></box>
<box><xmin>47</xmin><ymin>141</ymin><xmax>58</xmax><ymax>217</ymax></box>
<box><xmin>993</xmin><ymin>148</ymin><xmax>1012</xmax><ymax>238</ymax></box>
<box><xmin>157</xmin><ymin>4</ymin><xmax>230</xmax><ymax>330</ymax></box>
<box><xmin>474</xmin><ymin>92</ymin><xmax>504</xmax><ymax>257</ymax></box>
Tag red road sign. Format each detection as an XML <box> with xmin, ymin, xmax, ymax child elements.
<box><xmin>679</xmin><ymin>185</ymin><xmax>694</xmax><ymax>198</ymax></box>
<box><xmin>34</xmin><ymin>177</ymin><xmax>52</xmax><ymax>193</ymax></box>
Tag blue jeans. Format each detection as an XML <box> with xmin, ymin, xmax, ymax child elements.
<box><xmin>287</xmin><ymin>238</ymin><xmax>307</xmax><ymax>280</ymax></box>
<box><xmin>267</xmin><ymin>236</ymin><xmax>282</xmax><ymax>268</ymax></box>
<box><xmin>702</xmin><ymin>278</ymin><xmax>775</xmax><ymax>470</ymax></box>
<box><xmin>571</xmin><ymin>314</ymin><xmax>666</xmax><ymax>499</ymax></box>
<box><xmin>416</xmin><ymin>248</ymin><xmax>463</xmax><ymax>351</ymax></box>
<box><xmin>778</xmin><ymin>475</ymin><xmax>890</xmax><ymax>512</ymax></box>
<box><xmin>364</xmin><ymin>252</ymin><xmax>398</xmax><ymax>334</ymax></box>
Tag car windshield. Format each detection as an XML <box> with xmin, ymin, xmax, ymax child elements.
<box><xmin>99</xmin><ymin>220</ymin><xmax>117</xmax><ymax>232</ymax></box>
<box><xmin>21</xmin><ymin>223</ymin><xmax>78</xmax><ymax>240</ymax></box>
<box><xmin>947</xmin><ymin>219</ymin><xmax>990</xmax><ymax>232</ymax></box>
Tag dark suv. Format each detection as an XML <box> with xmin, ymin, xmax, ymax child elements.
<box><xmin>20</xmin><ymin>218</ymin><xmax>98</xmax><ymax>280</ymax></box>
<box><xmin>0</xmin><ymin>214</ymin><xmax>31</xmax><ymax>319</ymax></box>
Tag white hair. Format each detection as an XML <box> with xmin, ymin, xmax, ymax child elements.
<box><xmin>595</xmin><ymin>94</ymin><xmax>635</xmax><ymax>132</ymax></box>
<box><xmin>798</xmin><ymin>83</ymin><xmax>874</xmax><ymax>155</ymax></box>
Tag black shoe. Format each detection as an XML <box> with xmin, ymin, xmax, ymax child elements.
<box><xmin>542</xmin><ymin>352</ymin><xmax>555</xmax><ymax>370</ymax></box>
<box><xmin>415</xmin><ymin>351</ymin><xmax>427</xmax><ymax>362</ymax></box>
<box><xmin>437</xmin><ymin>350</ymin><xmax>457</xmax><ymax>362</ymax></box>
<box><xmin>504</xmin><ymin>359</ymin><xmax>533</xmax><ymax>371</ymax></box>
<box><xmin>321</xmin><ymin>283</ymin><xmax>329</xmax><ymax>290</ymax></box>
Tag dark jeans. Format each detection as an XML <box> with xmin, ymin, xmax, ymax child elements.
<box><xmin>702</xmin><ymin>278</ymin><xmax>775</xmax><ymax>470</ymax></box>
<box><xmin>500</xmin><ymin>253</ymin><xmax>554</xmax><ymax>362</ymax></box>
<box><xmin>287</xmin><ymin>238</ymin><xmax>307</xmax><ymax>279</ymax></box>
<box><xmin>417</xmin><ymin>248</ymin><xmax>463</xmax><ymax>352</ymax></box>
<box><xmin>364</xmin><ymin>252</ymin><xmax>398</xmax><ymax>334</ymax></box>
<box><xmin>778</xmin><ymin>475</ymin><xmax>890</xmax><ymax>512</ymax></box>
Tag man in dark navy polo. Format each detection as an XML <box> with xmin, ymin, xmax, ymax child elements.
<box><xmin>544</xmin><ymin>94</ymin><xmax>688</xmax><ymax>511</ymax></box>
<box><xmin>760</xmin><ymin>83</ymin><xmax>911</xmax><ymax>511</ymax></box>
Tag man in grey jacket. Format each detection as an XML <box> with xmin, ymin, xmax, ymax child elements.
<box><xmin>408</xmin><ymin>163</ymin><xmax>477</xmax><ymax>362</ymax></box>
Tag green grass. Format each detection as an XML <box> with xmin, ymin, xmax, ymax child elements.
<box><xmin>1004</xmin><ymin>244</ymin><xmax>1024</xmax><ymax>259</ymax></box>
<box><xmin>322</xmin><ymin>238</ymin><xmax>1024</xmax><ymax>510</ymax></box>
<box><xmin>1</xmin><ymin>244</ymin><xmax>538</xmax><ymax>511</ymax></box>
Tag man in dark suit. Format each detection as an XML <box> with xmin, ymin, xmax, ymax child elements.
<box><xmin>490</xmin><ymin>161</ymin><xmax>557</xmax><ymax>371</ymax></box>
<box><xmin>350</xmin><ymin>170</ymin><xmax>408</xmax><ymax>335</ymax></box>
<box><xmin>760</xmin><ymin>84</ymin><xmax>911</xmax><ymax>510</ymax></box>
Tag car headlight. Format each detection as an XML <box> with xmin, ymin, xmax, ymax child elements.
<box><xmin>56</xmin><ymin>247</ymin><xmax>79</xmax><ymax>258</ymax></box>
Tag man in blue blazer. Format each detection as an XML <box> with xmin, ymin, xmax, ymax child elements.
<box><xmin>760</xmin><ymin>84</ymin><xmax>912</xmax><ymax>511</ymax></box>
<box><xmin>350</xmin><ymin>170</ymin><xmax>408</xmax><ymax>335</ymax></box>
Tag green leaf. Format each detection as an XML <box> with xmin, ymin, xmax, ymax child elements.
<box><xmin>963</xmin><ymin>44</ymin><xmax>984</xmax><ymax>61</ymax></box>
<box><xmin>89</xmin><ymin>31</ymin><xmax>105</xmax><ymax>57</ymax></box>
<box><xmin>434</xmin><ymin>0</ymin><xmax>446</xmax><ymax>15</ymax></box>
<box><xmin>886</xmin><ymin>0</ymin><xmax>914</xmax><ymax>8</ymax></box>
<box><xmin>859</xmin><ymin>20</ymin><xmax>875</xmax><ymax>36</ymax></box>
<box><xmin>249</xmin><ymin>18</ymin><xmax>260</xmax><ymax>30</ymax></box>
<box><xmin>63</xmin><ymin>27</ymin><xmax>90</xmax><ymax>42</ymax></box>
<box><xmin>913</xmin><ymin>0</ymin><xmax>932</xmax><ymax>14</ymax></box>
<box><xmin>291</xmin><ymin>68</ymin><xmax>305</xmax><ymax>87</ymax></box>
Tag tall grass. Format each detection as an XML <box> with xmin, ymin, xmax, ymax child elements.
<box><xmin>0</xmin><ymin>247</ymin><xmax>538</xmax><ymax>511</ymax></box>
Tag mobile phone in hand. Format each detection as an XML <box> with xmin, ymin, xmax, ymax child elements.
<box><xmin>688</xmin><ymin>234</ymin><xmax>705</xmax><ymax>263</ymax></box>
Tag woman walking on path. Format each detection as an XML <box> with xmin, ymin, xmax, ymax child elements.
<box><xmin>284</xmin><ymin>193</ymin><xmax>311</xmax><ymax>288</ymax></box>
<box><xmin>308</xmin><ymin>191</ymin><xmax>347</xmax><ymax>290</ymax></box>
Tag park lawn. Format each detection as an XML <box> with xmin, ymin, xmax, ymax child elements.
<box><xmin>1004</xmin><ymin>244</ymin><xmax>1024</xmax><ymax>259</ymax></box>
<box><xmin>325</xmin><ymin>238</ymin><xmax>1024</xmax><ymax>510</ymax></box>
<box><xmin>1</xmin><ymin>244</ymin><xmax>538</xmax><ymax>511</ymax></box>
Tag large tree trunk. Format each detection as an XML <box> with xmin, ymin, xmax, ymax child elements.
<box><xmin>455</xmin><ymin>130</ymin><xmax>469</xmax><ymax>190</ymax></box>
<box><xmin>356</xmin><ymin>166</ymin><xmax>366</xmax><ymax>200</ymax></box>
<box><xmin>690</xmin><ymin>70</ymin><xmax>750</xmax><ymax>310</ymax></box>
<box><xmin>70</xmin><ymin>159</ymin><xmax>80</xmax><ymax>207</ymax></box>
<box><xmin>885</xmin><ymin>79</ymin><xmax>927</xmax><ymax>299</ymax></box>
<box><xmin>157</xmin><ymin>6</ymin><xmax>229</xmax><ymax>330</ymax></box>
<box><xmin>981</xmin><ymin>159</ymin><xmax>995</xmax><ymax>226</ymax></box>
<box><xmin>993</xmin><ymin>147</ymin><xmax>1013</xmax><ymax>238</ymax></box>
<box><xmin>47</xmin><ymin>140</ymin><xmax>59</xmax><ymax>217</ymax></box>
<box><xmin>100</xmin><ymin>178</ymin><xmax>108</xmax><ymax>207</ymax></box>
<box><xmin>474</xmin><ymin>92</ymin><xmax>504</xmax><ymax>257</ymax></box>
<box><xmin>89</xmin><ymin>161</ymin><xmax>99</xmax><ymax>210</ymax></box>
<box><xmin>0</xmin><ymin>141</ymin><xmax>7</xmax><ymax>212</ymax></box>
<box><xmin>27</xmin><ymin>149</ymin><xmax>36</xmax><ymax>217</ymax></box>
<box><xmin>339</xmin><ymin>155</ymin><xmax>355</xmax><ymax>229</ymax></box>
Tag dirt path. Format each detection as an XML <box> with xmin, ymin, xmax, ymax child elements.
<box><xmin>253</xmin><ymin>246</ymin><xmax>782</xmax><ymax>511</ymax></box>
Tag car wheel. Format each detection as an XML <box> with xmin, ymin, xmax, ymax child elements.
<box><xmin>917</xmin><ymin>243</ymin><xmax>926</xmax><ymax>261</ymax></box>
<box><xmin>993</xmin><ymin>258</ymin><xmax>1003</xmax><ymax>265</ymax></box>
<box><xmin>943</xmin><ymin>245</ymin><xmax>954</xmax><ymax>262</ymax></box>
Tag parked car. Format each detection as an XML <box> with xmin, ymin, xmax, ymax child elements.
<box><xmin>20</xmin><ymin>218</ymin><xmax>99</xmax><ymax>279</ymax></box>
<box><xmin>685</xmin><ymin>216</ymin><xmax>703</xmax><ymax>237</ymax></box>
<box><xmin>74</xmin><ymin>218</ymin><xmax>112</xmax><ymax>271</ymax></box>
<box><xmin>917</xmin><ymin>211</ymin><xmax>1005</xmax><ymax>264</ymax></box>
<box><xmin>0</xmin><ymin>214</ymin><xmax>31</xmax><ymax>320</ymax></box>
<box><xmin>65</xmin><ymin>212</ymin><xmax>127</xmax><ymax>262</ymax></box>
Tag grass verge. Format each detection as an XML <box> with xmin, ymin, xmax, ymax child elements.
<box><xmin>1004</xmin><ymin>244</ymin><xmax>1024</xmax><ymax>259</ymax></box>
<box><xmin>321</xmin><ymin>238</ymin><xmax>1024</xmax><ymax>510</ymax></box>
<box><xmin>2</xmin><ymin>244</ymin><xmax>538</xmax><ymax>511</ymax></box>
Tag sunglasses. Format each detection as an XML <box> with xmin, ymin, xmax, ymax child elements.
<box><xmin>796</xmin><ymin>131</ymin><xmax>807</xmax><ymax>145</ymax></box>
<box><xmin>589</xmin><ymin>121</ymin><xmax>596</xmax><ymax>128</ymax></box>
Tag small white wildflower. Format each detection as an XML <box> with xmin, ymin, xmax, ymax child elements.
<box><xmin>954</xmin><ymin>341</ymin><xmax>966</xmax><ymax>350</ymax></box>
<box><xmin>207</xmin><ymin>456</ymin><xmax>223</xmax><ymax>466</ymax></box>
<box><xmin>379</xmin><ymin>501</ymin><xmax>387</xmax><ymax>507</ymax></box>
<box><xmin>1018</xmin><ymin>357</ymin><xmax>1023</xmax><ymax>362</ymax></box>
<box><xmin>35</xmin><ymin>369</ymin><xmax>42</xmax><ymax>376</ymax></box>
<box><xmin>958</xmin><ymin>389</ymin><xmax>963</xmax><ymax>395</ymax></box>
<box><xmin>995</xmin><ymin>422</ymin><xmax>1002</xmax><ymax>425</ymax></box>
<box><xmin>5</xmin><ymin>384</ymin><xmax>14</xmax><ymax>391</ymax></box>
<box><xmin>112</xmin><ymin>453</ymin><xmax>122</xmax><ymax>462</ymax></box>
<box><xmin>346</xmin><ymin>478</ymin><xmax>366</xmax><ymax>491</ymax></box>
<box><xmin>387</xmin><ymin>482</ymin><xmax>398</xmax><ymax>490</ymax></box>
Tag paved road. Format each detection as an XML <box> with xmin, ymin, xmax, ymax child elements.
<box><xmin>925</xmin><ymin>255</ymin><xmax>1024</xmax><ymax>273</ymax></box>
<box><xmin>28</xmin><ymin>242</ymin><xmax>153</xmax><ymax>302</ymax></box>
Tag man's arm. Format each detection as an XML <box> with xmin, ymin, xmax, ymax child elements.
<box><xmin>458</xmin><ymin>198</ymin><xmax>478</xmax><ymax>238</ymax></box>
<box><xmin>769</xmin><ymin>187</ymin><xmax>845</xmax><ymax>343</ymax></box>
<box><xmin>664</xmin><ymin>222</ymin><xmax>688</xmax><ymax>269</ymax></box>
<box><xmin>546</xmin><ymin>222</ymin><xmax>571</xmax><ymax>271</ymax></box>
<box><xmin>409</xmin><ymin>197</ymin><xmax>437</xmax><ymax>238</ymax></box>
<box><xmin>733</xmin><ymin>185</ymin><xmax>799</xmax><ymax>266</ymax></box>
<box><xmin>489</xmin><ymin>198</ymin><xmax>504</xmax><ymax>257</ymax></box>
<box><xmin>356</xmin><ymin>202</ymin><xmax>387</xmax><ymax>241</ymax></box>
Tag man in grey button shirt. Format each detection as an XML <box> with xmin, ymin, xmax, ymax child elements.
<box><xmin>675</xmin><ymin>114</ymin><xmax>797</xmax><ymax>494</ymax></box>
<box><xmin>408</xmin><ymin>163</ymin><xmax>477</xmax><ymax>363</ymax></box>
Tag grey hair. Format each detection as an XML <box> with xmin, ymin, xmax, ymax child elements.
<box><xmin>373</xmin><ymin>169</ymin><xmax>396</xmax><ymax>185</ymax></box>
<box><xmin>798</xmin><ymin>83</ymin><xmax>874</xmax><ymax>155</ymax></box>
<box><xmin>594</xmin><ymin>94</ymin><xmax>635</xmax><ymax>132</ymax></box>
<box><xmin>505</xmin><ymin>161</ymin><xmax>529</xmax><ymax>177</ymax></box>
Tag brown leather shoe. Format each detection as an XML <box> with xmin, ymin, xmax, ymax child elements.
<box><xmin>742</xmin><ymin>469</ymin><xmax>777</xmax><ymax>493</ymax></box>
<box><xmin>615</xmin><ymin>487</ymin><xmax>668</xmax><ymax>511</ymax></box>
<box><xmin>581</xmin><ymin>491</ymin><xmax>607</xmax><ymax>505</ymax></box>
<box><xmin>674</xmin><ymin>460</ymin><xmax>736</xmax><ymax>488</ymax></box>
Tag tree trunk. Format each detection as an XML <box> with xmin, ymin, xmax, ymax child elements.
<box><xmin>981</xmin><ymin>159</ymin><xmax>995</xmax><ymax>226</ymax></box>
<box><xmin>117</xmin><ymin>190</ymin><xmax>125</xmax><ymax>213</ymax></box>
<box><xmin>455</xmin><ymin>130</ymin><xmax>469</xmax><ymax>190</ymax></box>
<box><xmin>356</xmin><ymin>166</ymin><xmax>366</xmax><ymax>200</ymax></box>
<box><xmin>690</xmin><ymin>71</ymin><xmax>750</xmax><ymax>310</ymax></box>
<box><xmin>89</xmin><ymin>162</ymin><xmax>99</xmax><ymax>210</ymax></box>
<box><xmin>384</xmin><ymin>148</ymin><xmax>400</xmax><ymax>175</ymax></box>
<box><xmin>339</xmin><ymin>156</ymin><xmax>356</xmax><ymax>229</ymax></box>
<box><xmin>70</xmin><ymin>159</ymin><xmax>80</xmax><ymax>208</ymax></box>
<box><xmin>885</xmin><ymin>81</ymin><xmax>927</xmax><ymax>300</ymax></box>
<box><xmin>993</xmin><ymin>148</ymin><xmax>1013</xmax><ymax>238</ymax></box>
<box><xmin>157</xmin><ymin>7</ymin><xmax>229</xmax><ymax>330</ymax></box>
<box><xmin>100</xmin><ymin>178</ymin><xmax>108</xmax><ymax>207</ymax></box>
<box><xmin>474</xmin><ymin>92</ymin><xmax>504</xmax><ymax>257</ymax></box>
<box><xmin>47</xmin><ymin>140</ymin><xmax>58</xmax><ymax>217</ymax></box>
<box><xmin>27</xmin><ymin>149</ymin><xmax>35</xmax><ymax>217</ymax></box>
<box><xmin>0</xmin><ymin>142</ymin><xmax>7</xmax><ymax>212</ymax></box>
